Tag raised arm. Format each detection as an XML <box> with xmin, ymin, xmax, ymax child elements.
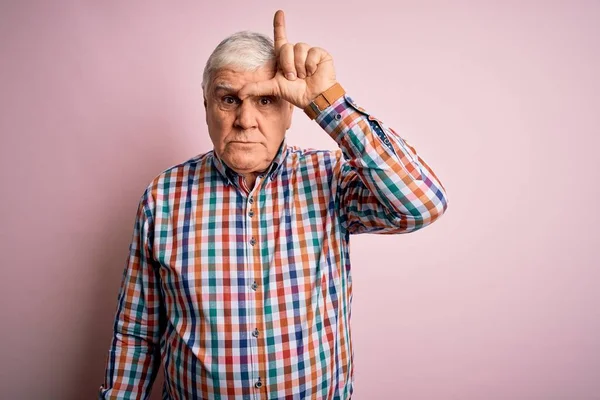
<box><xmin>320</xmin><ymin>94</ymin><xmax>448</xmax><ymax>234</ymax></box>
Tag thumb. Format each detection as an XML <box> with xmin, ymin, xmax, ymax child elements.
<box><xmin>239</xmin><ymin>78</ymin><xmax>280</xmax><ymax>100</ymax></box>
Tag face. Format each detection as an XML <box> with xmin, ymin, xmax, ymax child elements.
<box><xmin>204</xmin><ymin>64</ymin><xmax>294</xmax><ymax>176</ymax></box>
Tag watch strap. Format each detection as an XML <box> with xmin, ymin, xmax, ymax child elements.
<box><xmin>303</xmin><ymin>83</ymin><xmax>346</xmax><ymax>120</ymax></box>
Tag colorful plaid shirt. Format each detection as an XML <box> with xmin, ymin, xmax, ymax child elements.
<box><xmin>99</xmin><ymin>94</ymin><xmax>448</xmax><ymax>400</ymax></box>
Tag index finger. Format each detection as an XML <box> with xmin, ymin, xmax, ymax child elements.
<box><xmin>273</xmin><ymin>10</ymin><xmax>288</xmax><ymax>54</ymax></box>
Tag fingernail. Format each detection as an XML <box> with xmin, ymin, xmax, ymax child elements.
<box><xmin>286</xmin><ymin>72</ymin><xmax>296</xmax><ymax>80</ymax></box>
<box><xmin>297</xmin><ymin>72</ymin><xmax>306</xmax><ymax>79</ymax></box>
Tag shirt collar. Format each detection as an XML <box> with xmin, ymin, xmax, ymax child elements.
<box><xmin>212</xmin><ymin>138</ymin><xmax>288</xmax><ymax>185</ymax></box>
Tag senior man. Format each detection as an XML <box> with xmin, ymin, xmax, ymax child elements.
<box><xmin>100</xmin><ymin>10</ymin><xmax>448</xmax><ymax>400</ymax></box>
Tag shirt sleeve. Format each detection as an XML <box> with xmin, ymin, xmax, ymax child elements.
<box><xmin>316</xmin><ymin>94</ymin><xmax>449</xmax><ymax>234</ymax></box>
<box><xmin>98</xmin><ymin>187</ymin><xmax>164</xmax><ymax>399</ymax></box>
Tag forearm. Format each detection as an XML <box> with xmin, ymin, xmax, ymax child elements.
<box><xmin>316</xmin><ymin>93</ymin><xmax>448</xmax><ymax>231</ymax></box>
<box><xmin>99</xmin><ymin>190</ymin><xmax>162</xmax><ymax>398</ymax></box>
<box><xmin>99</xmin><ymin>331</ymin><xmax>160</xmax><ymax>399</ymax></box>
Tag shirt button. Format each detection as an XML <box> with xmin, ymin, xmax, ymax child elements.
<box><xmin>254</xmin><ymin>378</ymin><xmax>262</xmax><ymax>388</ymax></box>
<box><xmin>250</xmin><ymin>238</ymin><xmax>256</xmax><ymax>246</ymax></box>
<box><xmin>249</xmin><ymin>196</ymin><xmax>254</xmax><ymax>204</ymax></box>
<box><xmin>252</xmin><ymin>328</ymin><xmax>259</xmax><ymax>338</ymax></box>
<box><xmin>251</xmin><ymin>281</ymin><xmax>258</xmax><ymax>291</ymax></box>
<box><xmin>249</xmin><ymin>210</ymin><xmax>255</xmax><ymax>217</ymax></box>
<box><xmin>335</xmin><ymin>113</ymin><xmax>342</xmax><ymax>120</ymax></box>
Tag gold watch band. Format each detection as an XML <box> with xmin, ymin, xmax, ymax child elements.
<box><xmin>303</xmin><ymin>83</ymin><xmax>346</xmax><ymax>120</ymax></box>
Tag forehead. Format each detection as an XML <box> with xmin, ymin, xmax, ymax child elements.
<box><xmin>210</xmin><ymin>65</ymin><xmax>275</xmax><ymax>92</ymax></box>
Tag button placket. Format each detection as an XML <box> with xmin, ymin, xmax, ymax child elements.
<box><xmin>245</xmin><ymin>189</ymin><xmax>263</xmax><ymax>394</ymax></box>
<box><xmin>245</xmin><ymin>181</ymin><xmax>271</xmax><ymax>394</ymax></box>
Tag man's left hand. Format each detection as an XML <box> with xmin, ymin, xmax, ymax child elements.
<box><xmin>239</xmin><ymin>10</ymin><xmax>338</xmax><ymax>109</ymax></box>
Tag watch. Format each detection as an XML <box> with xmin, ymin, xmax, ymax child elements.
<box><xmin>303</xmin><ymin>82</ymin><xmax>346</xmax><ymax>120</ymax></box>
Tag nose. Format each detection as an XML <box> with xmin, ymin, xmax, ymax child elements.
<box><xmin>234</xmin><ymin>100</ymin><xmax>258</xmax><ymax>130</ymax></box>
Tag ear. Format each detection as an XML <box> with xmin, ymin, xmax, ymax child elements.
<box><xmin>204</xmin><ymin>97</ymin><xmax>208</xmax><ymax>124</ymax></box>
<box><xmin>286</xmin><ymin>102</ymin><xmax>294</xmax><ymax>130</ymax></box>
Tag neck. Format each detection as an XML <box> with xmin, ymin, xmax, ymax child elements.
<box><xmin>244</xmin><ymin>173</ymin><xmax>258</xmax><ymax>189</ymax></box>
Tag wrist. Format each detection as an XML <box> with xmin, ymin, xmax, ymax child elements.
<box><xmin>303</xmin><ymin>82</ymin><xmax>346</xmax><ymax>120</ymax></box>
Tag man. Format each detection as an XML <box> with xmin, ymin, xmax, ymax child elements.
<box><xmin>99</xmin><ymin>10</ymin><xmax>448</xmax><ymax>400</ymax></box>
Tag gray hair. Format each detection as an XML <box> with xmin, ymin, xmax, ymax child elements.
<box><xmin>201</xmin><ymin>31</ymin><xmax>275</xmax><ymax>94</ymax></box>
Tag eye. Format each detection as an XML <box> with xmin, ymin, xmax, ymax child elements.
<box><xmin>259</xmin><ymin>97</ymin><xmax>273</xmax><ymax>106</ymax></box>
<box><xmin>222</xmin><ymin>96</ymin><xmax>238</xmax><ymax>105</ymax></box>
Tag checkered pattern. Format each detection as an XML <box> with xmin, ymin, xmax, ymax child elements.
<box><xmin>99</xmin><ymin>95</ymin><xmax>448</xmax><ymax>400</ymax></box>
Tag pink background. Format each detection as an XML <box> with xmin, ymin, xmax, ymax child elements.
<box><xmin>1</xmin><ymin>1</ymin><xmax>599</xmax><ymax>399</ymax></box>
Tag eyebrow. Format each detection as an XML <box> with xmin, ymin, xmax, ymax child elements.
<box><xmin>213</xmin><ymin>83</ymin><xmax>238</xmax><ymax>94</ymax></box>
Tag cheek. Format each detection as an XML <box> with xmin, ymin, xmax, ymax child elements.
<box><xmin>207</xmin><ymin>110</ymin><xmax>232</xmax><ymax>143</ymax></box>
<box><xmin>262</xmin><ymin>106</ymin><xmax>291</xmax><ymax>130</ymax></box>
<box><xmin>271</xmin><ymin>114</ymin><xmax>291</xmax><ymax>134</ymax></box>
<box><xmin>273</xmin><ymin>105</ymin><xmax>292</xmax><ymax>130</ymax></box>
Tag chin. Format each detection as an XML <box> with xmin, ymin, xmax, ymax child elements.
<box><xmin>223</xmin><ymin>151</ymin><xmax>266</xmax><ymax>173</ymax></box>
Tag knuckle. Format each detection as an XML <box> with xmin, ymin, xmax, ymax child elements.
<box><xmin>294</xmin><ymin>42</ymin><xmax>309</xmax><ymax>51</ymax></box>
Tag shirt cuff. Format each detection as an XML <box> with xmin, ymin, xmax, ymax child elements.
<box><xmin>315</xmin><ymin>94</ymin><xmax>367</xmax><ymax>142</ymax></box>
